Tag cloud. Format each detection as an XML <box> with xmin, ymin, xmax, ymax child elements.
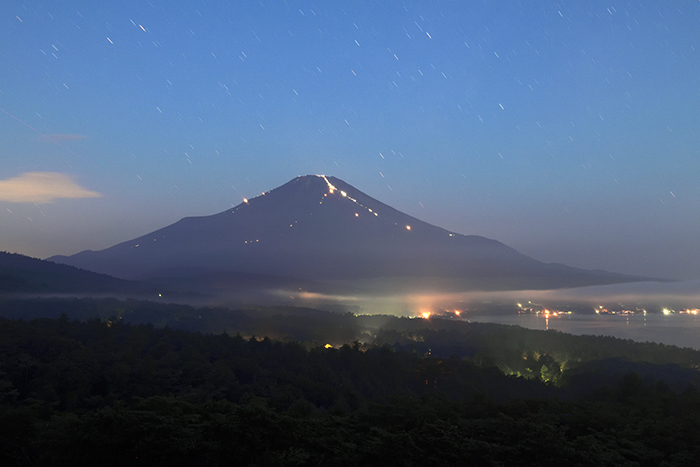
<box><xmin>0</xmin><ymin>172</ymin><xmax>102</xmax><ymax>203</ymax></box>
<box><xmin>41</xmin><ymin>134</ymin><xmax>87</xmax><ymax>142</ymax></box>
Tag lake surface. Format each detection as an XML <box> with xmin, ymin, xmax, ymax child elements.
<box><xmin>468</xmin><ymin>313</ymin><xmax>700</xmax><ymax>350</ymax></box>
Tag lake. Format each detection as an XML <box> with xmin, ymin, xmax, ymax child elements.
<box><xmin>468</xmin><ymin>313</ymin><xmax>700</xmax><ymax>350</ymax></box>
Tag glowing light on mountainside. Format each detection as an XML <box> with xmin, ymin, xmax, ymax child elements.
<box><xmin>318</xmin><ymin>175</ymin><xmax>380</xmax><ymax>217</ymax></box>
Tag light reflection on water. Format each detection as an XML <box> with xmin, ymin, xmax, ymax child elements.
<box><xmin>468</xmin><ymin>313</ymin><xmax>700</xmax><ymax>350</ymax></box>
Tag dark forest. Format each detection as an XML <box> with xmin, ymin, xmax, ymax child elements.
<box><xmin>2</xmin><ymin>298</ymin><xmax>700</xmax><ymax>466</ymax></box>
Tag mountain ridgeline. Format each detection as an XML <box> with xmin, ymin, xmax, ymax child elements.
<box><xmin>50</xmin><ymin>175</ymin><xmax>645</xmax><ymax>291</ymax></box>
<box><xmin>0</xmin><ymin>251</ymin><xmax>142</xmax><ymax>294</ymax></box>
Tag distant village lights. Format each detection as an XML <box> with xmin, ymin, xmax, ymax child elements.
<box><xmin>415</xmin><ymin>302</ymin><xmax>698</xmax><ymax>322</ymax></box>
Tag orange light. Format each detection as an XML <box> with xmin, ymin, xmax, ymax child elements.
<box><xmin>355</xmin><ymin>213</ymin><xmax>359</xmax><ymax>217</ymax></box>
<box><xmin>243</xmin><ymin>198</ymin><xmax>248</xmax><ymax>204</ymax></box>
<box><xmin>421</xmin><ymin>311</ymin><xmax>431</xmax><ymax>319</ymax></box>
<box><xmin>405</xmin><ymin>225</ymin><xmax>411</xmax><ymax>231</ymax></box>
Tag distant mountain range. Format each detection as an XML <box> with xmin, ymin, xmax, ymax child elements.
<box><xmin>49</xmin><ymin>175</ymin><xmax>649</xmax><ymax>292</ymax></box>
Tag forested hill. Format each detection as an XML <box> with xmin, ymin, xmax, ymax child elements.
<box><xmin>2</xmin><ymin>296</ymin><xmax>700</xmax><ymax>388</ymax></box>
<box><xmin>1</xmin><ymin>312</ymin><xmax>700</xmax><ymax>466</ymax></box>
<box><xmin>0</xmin><ymin>251</ymin><xmax>146</xmax><ymax>294</ymax></box>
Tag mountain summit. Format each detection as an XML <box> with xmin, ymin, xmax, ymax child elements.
<box><xmin>49</xmin><ymin>175</ymin><xmax>643</xmax><ymax>290</ymax></box>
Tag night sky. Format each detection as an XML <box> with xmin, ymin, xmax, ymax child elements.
<box><xmin>1</xmin><ymin>1</ymin><xmax>699</xmax><ymax>281</ymax></box>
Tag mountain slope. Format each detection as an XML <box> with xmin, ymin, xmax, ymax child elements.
<box><xmin>0</xmin><ymin>251</ymin><xmax>142</xmax><ymax>294</ymax></box>
<box><xmin>49</xmin><ymin>175</ymin><xmax>646</xmax><ymax>290</ymax></box>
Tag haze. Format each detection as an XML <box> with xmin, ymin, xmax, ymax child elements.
<box><xmin>1</xmin><ymin>1</ymin><xmax>699</xmax><ymax>281</ymax></box>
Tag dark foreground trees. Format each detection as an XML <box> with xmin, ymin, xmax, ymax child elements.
<box><xmin>1</xmin><ymin>315</ymin><xmax>700</xmax><ymax>466</ymax></box>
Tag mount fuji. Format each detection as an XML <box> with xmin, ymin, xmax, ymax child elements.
<box><xmin>49</xmin><ymin>175</ymin><xmax>647</xmax><ymax>292</ymax></box>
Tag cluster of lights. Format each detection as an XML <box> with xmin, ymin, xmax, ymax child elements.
<box><xmin>662</xmin><ymin>308</ymin><xmax>700</xmax><ymax>315</ymax></box>
<box><xmin>417</xmin><ymin>309</ymin><xmax>465</xmax><ymax>320</ymax></box>
<box><xmin>591</xmin><ymin>306</ymin><xmax>700</xmax><ymax>316</ymax></box>
<box><xmin>318</xmin><ymin>175</ymin><xmax>380</xmax><ymax>218</ymax></box>
<box><xmin>517</xmin><ymin>301</ymin><xmax>575</xmax><ymax>316</ymax></box>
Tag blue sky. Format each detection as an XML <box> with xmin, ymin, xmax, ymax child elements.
<box><xmin>1</xmin><ymin>1</ymin><xmax>699</xmax><ymax>280</ymax></box>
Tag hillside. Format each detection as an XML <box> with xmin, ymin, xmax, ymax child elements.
<box><xmin>2</xmin><ymin>303</ymin><xmax>700</xmax><ymax>466</ymax></box>
<box><xmin>0</xmin><ymin>251</ymin><xmax>145</xmax><ymax>295</ymax></box>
